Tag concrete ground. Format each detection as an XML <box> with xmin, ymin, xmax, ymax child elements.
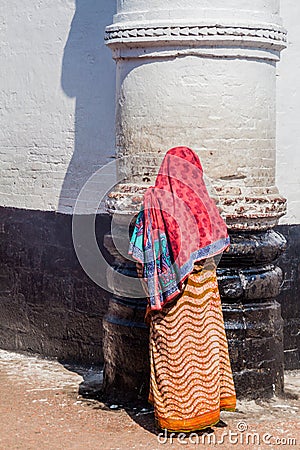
<box><xmin>0</xmin><ymin>349</ymin><xmax>299</xmax><ymax>450</ymax></box>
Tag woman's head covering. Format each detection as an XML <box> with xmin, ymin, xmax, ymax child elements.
<box><xmin>128</xmin><ymin>146</ymin><xmax>229</xmax><ymax>310</ymax></box>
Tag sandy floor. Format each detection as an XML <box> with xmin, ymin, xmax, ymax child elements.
<box><xmin>0</xmin><ymin>349</ymin><xmax>299</xmax><ymax>449</ymax></box>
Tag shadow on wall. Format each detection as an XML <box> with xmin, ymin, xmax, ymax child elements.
<box><xmin>60</xmin><ymin>0</ymin><xmax>116</xmax><ymax>213</ymax></box>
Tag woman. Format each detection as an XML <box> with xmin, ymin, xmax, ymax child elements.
<box><xmin>128</xmin><ymin>147</ymin><xmax>236</xmax><ymax>432</ymax></box>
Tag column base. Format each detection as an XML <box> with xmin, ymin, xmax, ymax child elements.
<box><xmin>101</xmin><ymin>226</ymin><xmax>287</xmax><ymax>402</ymax></box>
<box><xmin>102</xmin><ymin>294</ymin><xmax>149</xmax><ymax>404</ymax></box>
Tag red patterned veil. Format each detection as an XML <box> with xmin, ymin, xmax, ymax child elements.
<box><xmin>129</xmin><ymin>146</ymin><xmax>229</xmax><ymax>310</ymax></box>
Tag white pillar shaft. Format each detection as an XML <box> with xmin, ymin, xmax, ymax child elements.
<box><xmin>106</xmin><ymin>0</ymin><xmax>287</xmax><ymax>229</ymax></box>
<box><xmin>115</xmin><ymin>0</ymin><xmax>281</xmax><ymax>24</ymax></box>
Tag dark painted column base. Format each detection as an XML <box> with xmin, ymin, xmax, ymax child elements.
<box><xmin>101</xmin><ymin>228</ymin><xmax>287</xmax><ymax>402</ymax></box>
<box><xmin>218</xmin><ymin>228</ymin><xmax>286</xmax><ymax>398</ymax></box>
<box><xmin>275</xmin><ymin>224</ymin><xmax>300</xmax><ymax>370</ymax></box>
<box><xmin>223</xmin><ymin>301</ymin><xmax>284</xmax><ymax>398</ymax></box>
<box><xmin>102</xmin><ymin>294</ymin><xmax>149</xmax><ymax>403</ymax></box>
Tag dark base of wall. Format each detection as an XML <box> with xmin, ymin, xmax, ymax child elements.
<box><xmin>0</xmin><ymin>207</ymin><xmax>111</xmax><ymax>364</ymax></box>
<box><xmin>0</xmin><ymin>207</ymin><xmax>299</xmax><ymax>372</ymax></box>
<box><xmin>275</xmin><ymin>224</ymin><xmax>300</xmax><ymax>369</ymax></box>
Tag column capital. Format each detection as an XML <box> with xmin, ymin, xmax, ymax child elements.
<box><xmin>106</xmin><ymin>1</ymin><xmax>286</xmax><ymax>61</ymax></box>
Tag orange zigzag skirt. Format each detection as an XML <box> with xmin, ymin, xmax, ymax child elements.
<box><xmin>148</xmin><ymin>261</ymin><xmax>236</xmax><ymax>432</ymax></box>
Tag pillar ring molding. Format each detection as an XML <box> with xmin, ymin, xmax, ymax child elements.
<box><xmin>105</xmin><ymin>22</ymin><xmax>287</xmax><ymax>60</ymax></box>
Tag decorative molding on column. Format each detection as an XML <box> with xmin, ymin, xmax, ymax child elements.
<box><xmin>105</xmin><ymin>184</ymin><xmax>286</xmax><ymax>230</ymax></box>
<box><xmin>105</xmin><ymin>22</ymin><xmax>287</xmax><ymax>60</ymax></box>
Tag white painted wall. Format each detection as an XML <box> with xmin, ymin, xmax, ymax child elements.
<box><xmin>277</xmin><ymin>0</ymin><xmax>300</xmax><ymax>224</ymax></box>
<box><xmin>0</xmin><ymin>0</ymin><xmax>116</xmax><ymax>212</ymax></box>
<box><xmin>0</xmin><ymin>0</ymin><xmax>298</xmax><ymax>223</ymax></box>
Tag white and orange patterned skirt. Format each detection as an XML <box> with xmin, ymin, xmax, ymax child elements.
<box><xmin>148</xmin><ymin>261</ymin><xmax>236</xmax><ymax>432</ymax></box>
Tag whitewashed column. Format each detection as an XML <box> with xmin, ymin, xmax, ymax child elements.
<box><xmin>105</xmin><ymin>0</ymin><xmax>287</xmax><ymax>228</ymax></box>
<box><xmin>103</xmin><ymin>0</ymin><xmax>287</xmax><ymax>401</ymax></box>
